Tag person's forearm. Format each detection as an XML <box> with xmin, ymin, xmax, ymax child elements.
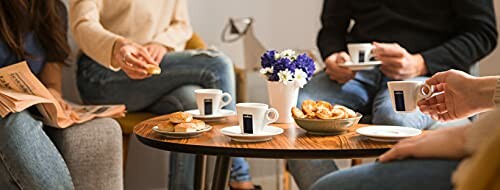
<box><xmin>38</xmin><ymin>62</ymin><xmax>63</xmax><ymax>93</ymax></box>
<box><xmin>471</xmin><ymin>76</ymin><xmax>499</xmax><ymax>110</ymax></box>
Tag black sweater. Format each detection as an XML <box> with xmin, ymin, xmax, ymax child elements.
<box><xmin>317</xmin><ymin>0</ymin><xmax>498</xmax><ymax>74</ymax></box>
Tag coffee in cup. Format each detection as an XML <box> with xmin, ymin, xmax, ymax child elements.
<box><xmin>194</xmin><ymin>89</ymin><xmax>232</xmax><ymax>116</ymax></box>
<box><xmin>236</xmin><ymin>103</ymin><xmax>279</xmax><ymax>134</ymax></box>
<box><xmin>387</xmin><ymin>81</ymin><xmax>434</xmax><ymax>113</ymax></box>
<box><xmin>347</xmin><ymin>43</ymin><xmax>375</xmax><ymax>64</ymax></box>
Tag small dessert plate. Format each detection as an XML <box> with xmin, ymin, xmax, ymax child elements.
<box><xmin>356</xmin><ymin>125</ymin><xmax>422</xmax><ymax>142</ymax></box>
<box><xmin>338</xmin><ymin>61</ymin><xmax>382</xmax><ymax>71</ymax></box>
<box><xmin>152</xmin><ymin>125</ymin><xmax>212</xmax><ymax>139</ymax></box>
<box><xmin>220</xmin><ymin>126</ymin><xmax>284</xmax><ymax>142</ymax></box>
<box><xmin>185</xmin><ymin>109</ymin><xmax>236</xmax><ymax>121</ymax></box>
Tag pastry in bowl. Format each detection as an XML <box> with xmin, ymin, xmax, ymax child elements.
<box><xmin>291</xmin><ymin>100</ymin><xmax>362</xmax><ymax>135</ymax></box>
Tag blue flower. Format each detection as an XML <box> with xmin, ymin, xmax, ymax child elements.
<box><xmin>260</xmin><ymin>50</ymin><xmax>316</xmax><ymax>85</ymax></box>
<box><xmin>294</xmin><ymin>53</ymin><xmax>315</xmax><ymax>79</ymax></box>
<box><xmin>261</xmin><ymin>50</ymin><xmax>277</xmax><ymax>68</ymax></box>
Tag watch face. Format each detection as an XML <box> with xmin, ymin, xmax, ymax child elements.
<box><xmin>243</xmin><ymin>114</ymin><xmax>253</xmax><ymax>134</ymax></box>
<box><xmin>394</xmin><ymin>91</ymin><xmax>406</xmax><ymax>111</ymax></box>
<box><xmin>204</xmin><ymin>99</ymin><xmax>213</xmax><ymax>115</ymax></box>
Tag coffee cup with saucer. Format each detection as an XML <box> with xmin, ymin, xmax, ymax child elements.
<box><xmin>338</xmin><ymin>43</ymin><xmax>382</xmax><ymax>71</ymax></box>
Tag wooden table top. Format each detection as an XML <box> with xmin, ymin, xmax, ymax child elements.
<box><xmin>134</xmin><ymin>115</ymin><xmax>395</xmax><ymax>159</ymax></box>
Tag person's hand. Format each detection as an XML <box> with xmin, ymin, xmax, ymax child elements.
<box><xmin>378</xmin><ymin>126</ymin><xmax>468</xmax><ymax>162</ymax></box>
<box><xmin>144</xmin><ymin>42</ymin><xmax>168</xmax><ymax>64</ymax></box>
<box><xmin>112</xmin><ymin>38</ymin><xmax>157</xmax><ymax>80</ymax></box>
<box><xmin>372</xmin><ymin>42</ymin><xmax>427</xmax><ymax>80</ymax></box>
<box><xmin>324</xmin><ymin>51</ymin><xmax>356</xmax><ymax>84</ymax></box>
<box><xmin>417</xmin><ymin>70</ymin><xmax>497</xmax><ymax>121</ymax></box>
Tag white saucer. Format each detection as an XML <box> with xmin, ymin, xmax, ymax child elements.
<box><xmin>185</xmin><ymin>109</ymin><xmax>236</xmax><ymax>120</ymax></box>
<box><xmin>356</xmin><ymin>125</ymin><xmax>422</xmax><ymax>142</ymax></box>
<box><xmin>338</xmin><ymin>61</ymin><xmax>382</xmax><ymax>71</ymax></box>
<box><xmin>152</xmin><ymin>125</ymin><xmax>212</xmax><ymax>138</ymax></box>
<box><xmin>220</xmin><ymin>126</ymin><xmax>284</xmax><ymax>142</ymax></box>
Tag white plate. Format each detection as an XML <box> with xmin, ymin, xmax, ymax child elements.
<box><xmin>152</xmin><ymin>125</ymin><xmax>212</xmax><ymax>138</ymax></box>
<box><xmin>220</xmin><ymin>125</ymin><xmax>284</xmax><ymax>142</ymax></box>
<box><xmin>185</xmin><ymin>109</ymin><xmax>236</xmax><ymax>120</ymax></box>
<box><xmin>338</xmin><ymin>61</ymin><xmax>382</xmax><ymax>71</ymax></box>
<box><xmin>356</xmin><ymin>125</ymin><xmax>422</xmax><ymax>142</ymax></box>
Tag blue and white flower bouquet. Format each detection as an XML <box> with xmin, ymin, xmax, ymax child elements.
<box><xmin>260</xmin><ymin>49</ymin><xmax>315</xmax><ymax>88</ymax></box>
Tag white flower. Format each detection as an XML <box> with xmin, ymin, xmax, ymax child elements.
<box><xmin>293</xmin><ymin>69</ymin><xmax>308</xmax><ymax>88</ymax></box>
<box><xmin>259</xmin><ymin>67</ymin><xmax>274</xmax><ymax>75</ymax></box>
<box><xmin>278</xmin><ymin>69</ymin><xmax>294</xmax><ymax>85</ymax></box>
<box><xmin>280</xmin><ymin>49</ymin><xmax>296</xmax><ymax>59</ymax></box>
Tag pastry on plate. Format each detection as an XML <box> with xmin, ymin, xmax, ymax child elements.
<box><xmin>157</xmin><ymin>121</ymin><xmax>174</xmax><ymax>132</ymax></box>
<box><xmin>174</xmin><ymin>123</ymin><xmax>197</xmax><ymax>132</ymax></box>
<box><xmin>168</xmin><ymin>112</ymin><xmax>193</xmax><ymax>123</ymax></box>
<box><xmin>331</xmin><ymin>108</ymin><xmax>347</xmax><ymax>119</ymax></box>
<box><xmin>191</xmin><ymin>119</ymin><xmax>206</xmax><ymax>130</ymax></box>
<box><xmin>316</xmin><ymin>109</ymin><xmax>333</xmax><ymax>119</ymax></box>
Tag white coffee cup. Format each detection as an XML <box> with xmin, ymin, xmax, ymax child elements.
<box><xmin>236</xmin><ymin>103</ymin><xmax>279</xmax><ymax>134</ymax></box>
<box><xmin>194</xmin><ymin>89</ymin><xmax>232</xmax><ymax>116</ymax></box>
<box><xmin>347</xmin><ymin>43</ymin><xmax>375</xmax><ymax>64</ymax></box>
<box><xmin>387</xmin><ymin>81</ymin><xmax>435</xmax><ymax>113</ymax></box>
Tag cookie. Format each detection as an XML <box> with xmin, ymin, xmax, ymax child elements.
<box><xmin>291</xmin><ymin>107</ymin><xmax>306</xmax><ymax>118</ymax></box>
<box><xmin>305</xmin><ymin>111</ymin><xmax>317</xmax><ymax>119</ymax></box>
<box><xmin>168</xmin><ymin>112</ymin><xmax>193</xmax><ymax>123</ymax></box>
<box><xmin>333</xmin><ymin>105</ymin><xmax>356</xmax><ymax>118</ymax></box>
<box><xmin>331</xmin><ymin>108</ymin><xmax>347</xmax><ymax>119</ymax></box>
<box><xmin>157</xmin><ymin>121</ymin><xmax>174</xmax><ymax>132</ymax></box>
<box><xmin>316</xmin><ymin>109</ymin><xmax>333</xmax><ymax>119</ymax></box>
<box><xmin>174</xmin><ymin>123</ymin><xmax>197</xmax><ymax>132</ymax></box>
<box><xmin>302</xmin><ymin>100</ymin><xmax>317</xmax><ymax>114</ymax></box>
<box><xmin>316</xmin><ymin>101</ymin><xmax>333</xmax><ymax>111</ymax></box>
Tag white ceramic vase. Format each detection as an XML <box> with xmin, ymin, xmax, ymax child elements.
<box><xmin>267</xmin><ymin>81</ymin><xmax>299</xmax><ymax>123</ymax></box>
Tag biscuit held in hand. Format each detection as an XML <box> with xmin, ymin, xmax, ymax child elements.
<box><xmin>145</xmin><ymin>64</ymin><xmax>161</xmax><ymax>75</ymax></box>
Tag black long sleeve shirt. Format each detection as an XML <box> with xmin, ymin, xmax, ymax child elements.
<box><xmin>317</xmin><ymin>0</ymin><xmax>498</xmax><ymax>75</ymax></box>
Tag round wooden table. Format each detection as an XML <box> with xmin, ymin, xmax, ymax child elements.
<box><xmin>134</xmin><ymin>115</ymin><xmax>394</xmax><ymax>190</ymax></box>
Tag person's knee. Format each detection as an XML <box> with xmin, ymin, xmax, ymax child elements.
<box><xmin>0</xmin><ymin>111</ymin><xmax>41</xmax><ymax>135</ymax></box>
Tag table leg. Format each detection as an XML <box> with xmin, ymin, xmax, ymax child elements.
<box><xmin>195</xmin><ymin>155</ymin><xmax>207</xmax><ymax>190</ymax></box>
<box><xmin>212</xmin><ymin>156</ymin><xmax>232</xmax><ymax>190</ymax></box>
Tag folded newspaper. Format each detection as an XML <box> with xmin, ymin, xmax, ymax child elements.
<box><xmin>0</xmin><ymin>61</ymin><xmax>126</xmax><ymax>128</ymax></box>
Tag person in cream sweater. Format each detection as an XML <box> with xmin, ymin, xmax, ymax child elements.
<box><xmin>69</xmin><ymin>0</ymin><xmax>257</xmax><ymax>189</ymax></box>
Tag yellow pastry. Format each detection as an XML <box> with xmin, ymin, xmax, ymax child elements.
<box><xmin>190</xmin><ymin>119</ymin><xmax>206</xmax><ymax>130</ymax></box>
<box><xmin>146</xmin><ymin>64</ymin><xmax>161</xmax><ymax>75</ymax></box>
<box><xmin>174</xmin><ymin>123</ymin><xmax>197</xmax><ymax>132</ymax></box>
<box><xmin>291</xmin><ymin>107</ymin><xmax>306</xmax><ymax>118</ymax></box>
<box><xmin>168</xmin><ymin>112</ymin><xmax>193</xmax><ymax>123</ymax></box>
<box><xmin>302</xmin><ymin>100</ymin><xmax>317</xmax><ymax>114</ymax></box>
<box><xmin>157</xmin><ymin>121</ymin><xmax>174</xmax><ymax>132</ymax></box>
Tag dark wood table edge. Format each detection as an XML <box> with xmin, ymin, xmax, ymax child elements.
<box><xmin>134</xmin><ymin>134</ymin><xmax>390</xmax><ymax>159</ymax></box>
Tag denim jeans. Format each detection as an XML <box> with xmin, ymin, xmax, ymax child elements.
<box><xmin>288</xmin><ymin>70</ymin><xmax>437</xmax><ymax>189</ymax></box>
<box><xmin>0</xmin><ymin>111</ymin><xmax>74</xmax><ymax>190</ymax></box>
<box><xmin>310</xmin><ymin>159</ymin><xmax>460</xmax><ymax>190</ymax></box>
<box><xmin>77</xmin><ymin>50</ymin><xmax>251</xmax><ymax>189</ymax></box>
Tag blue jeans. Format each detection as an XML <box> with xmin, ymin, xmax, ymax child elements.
<box><xmin>0</xmin><ymin>111</ymin><xmax>74</xmax><ymax>190</ymax></box>
<box><xmin>77</xmin><ymin>50</ymin><xmax>251</xmax><ymax>189</ymax></box>
<box><xmin>288</xmin><ymin>70</ymin><xmax>437</xmax><ymax>189</ymax></box>
<box><xmin>310</xmin><ymin>159</ymin><xmax>460</xmax><ymax>190</ymax></box>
